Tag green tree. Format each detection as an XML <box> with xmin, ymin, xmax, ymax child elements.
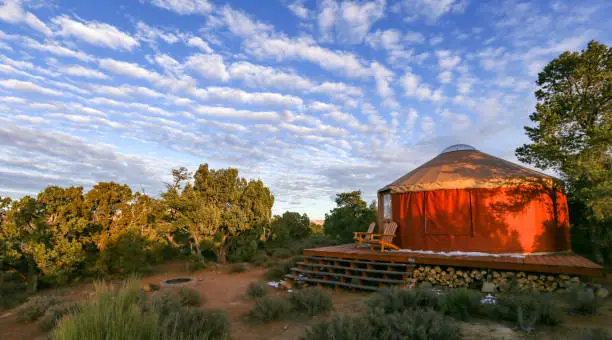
<box><xmin>516</xmin><ymin>41</ymin><xmax>612</xmax><ymax>262</ymax></box>
<box><xmin>164</xmin><ymin>164</ymin><xmax>274</xmax><ymax>264</ymax></box>
<box><xmin>269</xmin><ymin>211</ymin><xmax>311</xmax><ymax>246</ymax></box>
<box><xmin>324</xmin><ymin>191</ymin><xmax>377</xmax><ymax>242</ymax></box>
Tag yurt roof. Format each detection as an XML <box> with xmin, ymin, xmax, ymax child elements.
<box><xmin>379</xmin><ymin>144</ymin><xmax>557</xmax><ymax>193</ymax></box>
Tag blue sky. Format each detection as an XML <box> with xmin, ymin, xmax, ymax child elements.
<box><xmin>0</xmin><ymin>0</ymin><xmax>610</xmax><ymax>219</ymax></box>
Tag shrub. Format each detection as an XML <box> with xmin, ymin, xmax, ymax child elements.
<box><xmin>578</xmin><ymin>328</ymin><xmax>612</xmax><ymax>340</ymax></box>
<box><xmin>16</xmin><ymin>295</ymin><xmax>58</xmax><ymax>323</ymax></box>
<box><xmin>185</xmin><ymin>255</ymin><xmax>207</xmax><ymax>273</ymax></box>
<box><xmin>245</xmin><ymin>281</ymin><xmax>268</xmax><ymax>299</ymax></box>
<box><xmin>493</xmin><ymin>292</ymin><xmax>563</xmax><ymax>330</ymax></box>
<box><xmin>249</xmin><ymin>296</ymin><xmax>291</xmax><ymax>323</ymax></box>
<box><xmin>151</xmin><ymin>291</ymin><xmax>182</xmax><ymax>319</ymax></box>
<box><xmin>38</xmin><ymin>302</ymin><xmax>81</xmax><ymax>332</ymax></box>
<box><xmin>251</xmin><ymin>252</ymin><xmax>269</xmax><ymax>266</ymax></box>
<box><xmin>567</xmin><ymin>286</ymin><xmax>602</xmax><ymax>315</ymax></box>
<box><xmin>270</xmin><ymin>248</ymin><xmax>294</xmax><ymax>259</ymax></box>
<box><xmin>302</xmin><ymin>314</ymin><xmax>372</xmax><ymax>340</ymax></box>
<box><xmin>290</xmin><ymin>287</ymin><xmax>333</xmax><ymax>317</ymax></box>
<box><xmin>160</xmin><ymin>308</ymin><xmax>230</xmax><ymax>340</ymax></box>
<box><xmin>51</xmin><ymin>278</ymin><xmax>159</xmax><ymax>340</ymax></box>
<box><xmin>303</xmin><ymin>309</ymin><xmax>459</xmax><ymax>340</ymax></box>
<box><xmin>438</xmin><ymin>288</ymin><xmax>481</xmax><ymax>321</ymax></box>
<box><xmin>229</xmin><ymin>263</ymin><xmax>247</xmax><ymax>274</ymax></box>
<box><xmin>369</xmin><ymin>309</ymin><xmax>460</xmax><ymax>340</ymax></box>
<box><xmin>364</xmin><ymin>287</ymin><xmax>439</xmax><ymax>314</ymax></box>
<box><xmin>0</xmin><ymin>271</ymin><xmax>27</xmax><ymax>309</ymax></box>
<box><xmin>178</xmin><ymin>287</ymin><xmax>202</xmax><ymax>307</ymax></box>
<box><xmin>264</xmin><ymin>259</ymin><xmax>296</xmax><ymax>281</ymax></box>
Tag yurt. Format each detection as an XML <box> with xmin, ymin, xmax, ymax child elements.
<box><xmin>377</xmin><ymin>144</ymin><xmax>571</xmax><ymax>254</ymax></box>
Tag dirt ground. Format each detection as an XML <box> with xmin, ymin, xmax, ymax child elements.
<box><xmin>1</xmin><ymin>261</ymin><xmax>611</xmax><ymax>340</ymax></box>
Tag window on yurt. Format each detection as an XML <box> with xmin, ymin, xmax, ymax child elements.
<box><xmin>383</xmin><ymin>194</ymin><xmax>391</xmax><ymax>219</ymax></box>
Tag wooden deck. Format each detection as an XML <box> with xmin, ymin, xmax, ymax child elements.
<box><xmin>304</xmin><ymin>244</ymin><xmax>604</xmax><ymax>277</ymax></box>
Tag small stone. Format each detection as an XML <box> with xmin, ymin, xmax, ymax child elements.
<box><xmin>596</xmin><ymin>287</ymin><xmax>609</xmax><ymax>299</ymax></box>
<box><xmin>481</xmin><ymin>282</ymin><xmax>496</xmax><ymax>293</ymax></box>
<box><xmin>559</xmin><ymin>274</ymin><xmax>570</xmax><ymax>280</ymax></box>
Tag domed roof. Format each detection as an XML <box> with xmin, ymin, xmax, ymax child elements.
<box><xmin>379</xmin><ymin>146</ymin><xmax>556</xmax><ymax>193</ymax></box>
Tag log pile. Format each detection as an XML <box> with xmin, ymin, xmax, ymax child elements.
<box><xmin>410</xmin><ymin>265</ymin><xmax>581</xmax><ymax>292</ymax></box>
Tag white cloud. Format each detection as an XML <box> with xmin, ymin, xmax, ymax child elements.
<box><xmin>218</xmin><ymin>5</ymin><xmax>273</xmax><ymax>38</ymax></box>
<box><xmin>318</xmin><ymin>0</ymin><xmax>386</xmax><ymax>44</ymax></box>
<box><xmin>195</xmin><ymin>105</ymin><xmax>280</xmax><ymax>121</ymax></box>
<box><xmin>60</xmin><ymin>65</ymin><xmax>110</xmax><ymax>79</ymax></box>
<box><xmin>438</xmin><ymin>70</ymin><xmax>452</xmax><ymax>83</ymax></box>
<box><xmin>0</xmin><ymin>79</ymin><xmax>63</xmax><ymax>96</ymax></box>
<box><xmin>99</xmin><ymin>58</ymin><xmax>162</xmax><ymax>82</ymax></box>
<box><xmin>436</xmin><ymin>50</ymin><xmax>461</xmax><ymax>69</ymax></box>
<box><xmin>440</xmin><ymin>108</ymin><xmax>470</xmax><ymax>132</ymax></box>
<box><xmin>370</xmin><ymin>61</ymin><xmax>398</xmax><ymax>108</ymax></box>
<box><xmin>420</xmin><ymin>115</ymin><xmax>435</xmax><ymax>134</ymax></box>
<box><xmin>48</xmin><ymin>113</ymin><xmax>125</xmax><ymax>129</ymax></box>
<box><xmin>23</xmin><ymin>37</ymin><xmax>93</xmax><ymax>62</ymax></box>
<box><xmin>186</xmin><ymin>36</ymin><xmax>213</xmax><ymax>53</ymax></box>
<box><xmin>185</xmin><ymin>53</ymin><xmax>229</xmax><ymax>82</ymax></box>
<box><xmin>245</xmin><ymin>35</ymin><xmax>370</xmax><ymax>78</ymax></box>
<box><xmin>148</xmin><ymin>0</ymin><xmax>214</xmax><ymax>15</ymax></box>
<box><xmin>52</xmin><ymin>15</ymin><xmax>139</xmax><ymax>51</ymax></box>
<box><xmin>194</xmin><ymin>87</ymin><xmax>304</xmax><ymax>108</ymax></box>
<box><xmin>228</xmin><ymin>61</ymin><xmax>312</xmax><ymax>91</ymax></box>
<box><xmin>0</xmin><ymin>0</ymin><xmax>52</xmax><ymax>36</ymax></box>
<box><xmin>404</xmin><ymin>31</ymin><xmax>425</xmax><ymax>44</ymax></box>
<box><xmin>400</xmin><ymin>71</ymin><xmax>444</xmax><ymax>102</ymax></box>
<box><xmin>406</xmin><ymin>108</ymin><xmax>418</xmax><ymax>130</ymax></box>
<box><xmin>288</xmin><ymin>0</ymin><xmax>309</xmax><ymax>19</ymax></box>
<box><xmin>402</xmin><ymin>0</ymin><xmax>467</xmax><ymax>23</ymax></box>
<box><xmin>309</xmin><ymin>101</ymin><xmax>339</xmax><ymax>112</ymax></box>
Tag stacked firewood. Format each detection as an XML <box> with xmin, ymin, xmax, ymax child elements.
<box><xmin>409</xmin><ymin>265</ymin><xmax>580</xmax><ymax>292</ymax></box>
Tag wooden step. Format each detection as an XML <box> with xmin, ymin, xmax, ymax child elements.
<box><xmin>284</xmin><ymin>274</ymin><xmax>380</xmax><ymax>291</ymax></box>
<box><xmin>301</xmin><ymin>256</ymin><xmax>409</xmax><ymax>268</ymax></box>
<box><xmin>296</xmin><ymin>262</ymin><xmax>410</xmax><ymax>276</ymax></box>
<box><xmin>291</xmin><ymin>268</ymin><xmax>408</xmax><ymax>284</ymax></box>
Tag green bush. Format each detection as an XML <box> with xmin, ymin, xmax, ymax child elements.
<box><xmin>245</xmin><ymin>281</ymin><xmax>268</xmax><ymax>299</ymax></box>
<box><xmin>51</xmin><ymin>278</ymin><xmax>159</xmax><ymax>340</ymax></box>
<box><xmin>229</xmin><ymin>263</ymin><xmax>247</xmax><ymax>274</ymax></box>
<box><xmin>251</xmin><ymin>252</ymin><xmax>269</xmax><ymax>266</ymax></box>
<box><xmin>0</xmin><ymin>271</ymin><xmax>27</xmax><ymax>309</ymax></box>
<box><xmin>290</xmin><ymin>287</ymin><xmax>333</xmax><ymax>317</ymax></box>
<box><xmin>227</xmin><ymin>227</ymin><xmax>262</xmax><ymax>263</ymax></box>
<box><xmin>270</xmin><ymin>248</ymin><xmax>294</xmax><ymax>259</ymax></box>
<box><xmin>185</xmin><ymin>255</ymin><xmax>207</xmax><ymax>273</ymax></box>
<box><xmin>17</xmin><ymin>295</ymin><xmax>58</xmax><ymax>323</ymax></box>
<box><xmin>178</xmin><ymin>287</ymin><xmax>202</xmax><ymax>307</ymax></box>
<box><xmin>160</xmin><ymin>308</ymin><xmax>230</xmax><ymax>340</ymax></box>
<box><xmin>577</xmin><ymin>328</ymin><xmax>612</xmax><ymax>340</ymax></box>
<box><xmin>249</xmin><ymin>296</ymin><xmax>291</xmax><ymax>323</ymax></box>
<box><xmin>567</xmin><ymin>286</ymin><xmax>602</xmax><ymax>315</ymax></box>
<box><xmin>95</xmin><ymin>231</ymin><xmax>152</xmax><ymax>277</ymax></box>
<box><xmin>151</xmin><ymin>291</ymin><xmax>182</xmax><ymax>319</ymax></box>
<box><xmin>438</xmin><ymin>288</ymin><xmax>481</xmax><ymax>321</ymax></box>
<box><xmin>264</xmin><ymin>259</ymin><xmax>296</xmax><ymax>281</ymax></box>
<box><xmin>492</xmin><ymin>292</ymin><xmax>563</xmax><ymax>329</ymax></box>
<box><xmin>302</xmin><ymin>314</ymin><xmax>372</xmax><ymax>340</ymax></box>
<box><xmin>364</xmin><ymin>287</ymin><xmax>439</xmax><ymax>314</ymax></box>
<box><xmin>303</xmin><ymin>309</ymin><xmax>459</xmax><ymax>340</ymax></box>
<box><xmin>369</xmin><ymin>309</ymin><xmax>460</xmax><ymax>340</ymax></box>
<box><xmin>38</xmin><ymin>301</ymin><xmax>81</xmax><ymax>332</ymax></box>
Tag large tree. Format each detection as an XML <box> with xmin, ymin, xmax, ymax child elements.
<box><xmin>324</xmin><ymin>191</ymin><xmax>377</xmax><ymax>243</ymax></box>
<box><xmin>164</xmin><ymin>164</ymin><xmax>274</xmax><ymax>263</ymax></box>
<box><xmin>516</xmin><ymin>41</ymin><xmax>611</xmax><ymax>261</ymax></box>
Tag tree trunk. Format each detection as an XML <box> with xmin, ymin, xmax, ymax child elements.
<box><xmin>215</xmin><ymin>234</ymin><xmax>228</xmax><ymax>264</ymax></box>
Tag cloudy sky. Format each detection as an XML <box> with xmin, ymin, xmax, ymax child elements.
<box><xmin>0</xmin><ymin>0</ymin><xmax>610</xmax><ymax>218</ymax></box>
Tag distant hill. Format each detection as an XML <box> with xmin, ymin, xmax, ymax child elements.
<box><xmin>311</xmin><ymin>219</ymin><xmax>324</xmax><ymax>226</ymax></box>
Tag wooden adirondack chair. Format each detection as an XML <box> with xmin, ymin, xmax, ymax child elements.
<box><xmin>353</xmin><ymin>222</ymin><xmax>376</xmax><ymax>247</ymax></box>
<box><xmin>364</xmin><ymin>221</ymin><xmax>400</xmax><ymax>252</ymax></box>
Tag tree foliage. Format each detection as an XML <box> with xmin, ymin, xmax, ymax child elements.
<box><xmin>324</xmin><ymin>191</ymin><xmax>377</xmax><ymax>242</ymax></box>
<box><xmin>516</xmin><ymin>41</ymin><xmax>611</xmax><ymax>261</ymax></box>
<box><xmin>268</xmin><ymin>211</ymin><xmax>311</xmax><ymax>246</ymax></box>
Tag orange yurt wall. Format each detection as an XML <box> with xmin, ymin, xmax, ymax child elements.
<box><xmin>391</xmin><ymin>186</ymin><xmax>570</xmax><ymax>253</ymax></box>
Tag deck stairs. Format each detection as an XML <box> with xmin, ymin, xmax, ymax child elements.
<box><xmin>285</xmin><ymin>255</ymin><xmax>415</xmax><ymax>291</ymax></box>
